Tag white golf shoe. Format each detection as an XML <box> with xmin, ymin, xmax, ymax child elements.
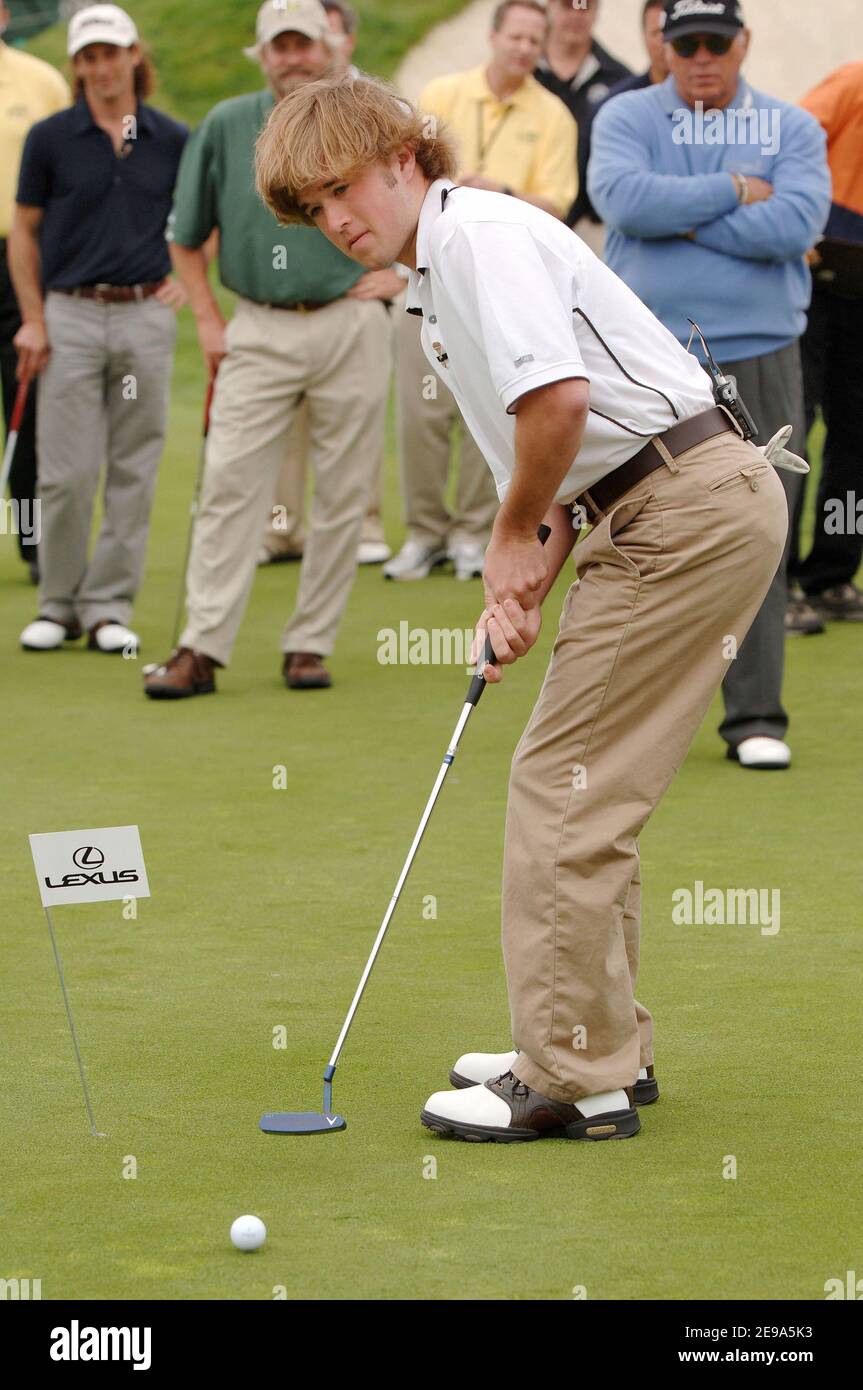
<box><xmin>730</xmin><ymin>737</ymin><xmax>791</xmax><ymax>770</ymax></box>
<box><xmin>88</xmin><ymin>621</ymin><xmax>139</xmax><ymax>655</ymax></box>
<box><xmin>357</xmin><ymin>540</ymin><xmax>392</xmax><ymax>565</ymax></box>
<box><xmin>448</xmin><ymin>539</ymin><xmax>485</xmax><ymax>581</ymax></box>
<box><xmin>450</xmin><ymin>1049</ymin><xmax>519</xmax><ymax>1087</ymax></box>
<box><xmin>421</xmin><ymin>1070</ymin><xmax>640</xmax><ymax>1143</ymax></box>
<box><xmin>383</xmin><ymin>539</ymin><xmax>449</xmax><ymax>581</ymax></box>
<box><xmin>20</xmin><ymin>617</ymin><xmax>81</xmax><ymax>650</ymax></box>
<box><xmin>449</xmin><ymin>1050</ymin><xmax>659</xmax><ymax>1104</ymax></box>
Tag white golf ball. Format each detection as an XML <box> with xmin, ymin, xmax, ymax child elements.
<box><xmin>230</xmin><ymin>1214</ymin><xmax>267</xmax><ymax>1251</ymax></box>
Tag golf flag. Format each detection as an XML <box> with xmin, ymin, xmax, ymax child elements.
<box><xmin>29</xmin><ymin>825</ymin><xmax>150</xmax><ymax>908</ymax></box>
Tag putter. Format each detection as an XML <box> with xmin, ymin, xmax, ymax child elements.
<box><xmin>260</xmin><ymin>522</ymin><xmax>552</xmax><ymax>1135</ymax></box>
<box><xmin>0</xmin><ymin>377</ymin><xmax>31</xmax><ymax>499</ymax></box>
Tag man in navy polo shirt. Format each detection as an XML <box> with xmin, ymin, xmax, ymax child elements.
<box><xmin>9</xmin><ymin>3</ymin><xmax>187</xmax><ymax>655</ymax></box>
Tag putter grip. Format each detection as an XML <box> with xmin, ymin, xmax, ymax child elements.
<box><xmin>465</xmin><ymin>522</ymin><xmax>552</xmax><ymax>707</ymax></box>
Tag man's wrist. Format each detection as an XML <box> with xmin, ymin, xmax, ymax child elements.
<box><xmin>494</xmin><ymin>509</ymin><xmax>541</xmax><ymax>542</ymax></box>
<box><xmin>193</xmin><ymin>303</ymin><xmax>223</xmax><ymax>326</ymax></box>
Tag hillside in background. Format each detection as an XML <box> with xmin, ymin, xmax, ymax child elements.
<box><xmin>25</xmin><ymin>0</ymin><xmax>470</xmax><ymax>124</ymax></box>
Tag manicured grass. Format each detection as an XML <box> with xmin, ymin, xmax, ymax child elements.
<box><xmin>0</xmin><ymin>305</ymin><xmax>860</xmax><ymax>1300</ymax></box>
<box><xmin>25</xmin><ymin>0</ymin><xmax>473</xmax><ymax>125</ymax></box>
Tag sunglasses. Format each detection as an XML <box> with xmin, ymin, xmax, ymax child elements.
<box><xmin>671</xmin><ymin>33</ymin><xmax>735</xmax><ymax>58</ymax></box>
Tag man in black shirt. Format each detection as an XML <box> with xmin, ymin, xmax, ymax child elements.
<box><xmin>534</xmin><ymin>0</ymin><xmax>630</xmax><ymax>227</ymax></box>
<box><xmin>604</xmin><ymin>0</ymin><xmax>669</xmax><ymax>100</ymax></box>
<box><xmin>10</xmin><ymin>4</ymin><xmax>187</xmax><ymax>656</ymax></box>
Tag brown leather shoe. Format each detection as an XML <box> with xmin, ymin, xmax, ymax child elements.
<box><xmin>143</xmin><ymin>647</ymin><xmax>218</xmax><ymax>699</ymax></box>
<box><xmin>421</xmin><ymin>1070</ymin><xmax>641</xmax><ymax>1143</ymax></box>
<box><xmin>283</xmin><ymin>651</ymin><xmax>331</xmax><ymax>689</ymax></box>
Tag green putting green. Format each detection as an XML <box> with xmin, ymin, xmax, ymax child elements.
<box><xmin>1</xmin><ymin>309</ymin><xmax>859</xmax><ymax>1301</ymax></box>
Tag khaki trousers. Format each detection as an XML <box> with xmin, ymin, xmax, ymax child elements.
<box><xmin>504</xmin><ymin>430</ymin><xmax>789</xmax><ymax>1102</ymax></box>
<box><xmin>396</xmin><ymin>309</ymin><xmax>499</xmax><ymax>547</ymax></box>
<box><xmin>37</xmin><ymin>291</ymin><xmax>176</xmax><ymax>630</ymax></box>
<box><xmin>182</xmin><ymin>297</ymin><xmax>390</xmax><ymax>664</ymax></box>
<box><xmin>260</xmin><ymin>396</ymin><xmax>387</xmax><ymax>556</ymax></box>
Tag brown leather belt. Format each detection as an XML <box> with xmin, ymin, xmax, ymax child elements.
<box><xmin>55</xmin><ymin>282</ymin><xmax>164</xmax><ymax>304</ymax></box>
<box><xmin>576</xmin><ymin>406</ymin><xmax>740</xmax><ymax>520</ymax></box>
<box><xmin>266</xmin><ymin>300</ymin><xmax>333</xmax><ymax>313</ymax></box>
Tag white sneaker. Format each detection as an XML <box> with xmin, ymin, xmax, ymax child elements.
<box><xmin>449</xmin><ymin>539</ymin><xmax>485</xmax><ymax>581</ymax></box>
<box><xmin>89</xmin><ymin>622</ymin><xmax>139</xmax><ymax>655</ymax></box>
<box><xmin>449</xmin><ymin>1049</ymin><xmax>519</xmax><ymax>1087</ymax></box>
<box><xmin>383</xmin><ymin>539</ymin><xmax>448</xmax><ymax>581</ymax></box>
<box><xmin>732</xmin><ymin>737</ymin><xmax>791</xmax><ymax>770</ymax></box>
<box><xmin>20</xmin><ymin>617</ymin><xmax>78</xmax><ymax>650</ymax></box>
<box><xmin>357</xmin><ymin>540</ymin><xmax>392</xmax><ymax>565</ymax></box>
<box><xmin>421</xmin><ymin>1072</ymin><xmax>638</xmax><ymax>1142</ymax></box>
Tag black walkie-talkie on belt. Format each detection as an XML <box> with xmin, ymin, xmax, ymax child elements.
<box><xmin>686</xmin><ymin>319</ymin><xmax>760</xmax><ymax>442</ymax></box>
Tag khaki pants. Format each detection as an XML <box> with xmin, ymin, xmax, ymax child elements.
<box><xmin>182</xmin><ymin>296</ymin><xmax>390</xmax><ymax>664</ymax></box>
<box><xmin>503</xmin><ymin>430</ymin><xmax>789</xmax><ymax>1102</ymax></box>
<box><xmin>395</xmin><ymin>309</ymin><xmax>499</xmax><ymax>547</ymax></box>
<box><xmin>260</xmin><ymin>397</ymin><xmax>387</xmax><ymax>556</ymax></box>
<box><xmin>37</xmin><ymin>290</ymin><xmax>176</xmax><ymax>630</ymax></box>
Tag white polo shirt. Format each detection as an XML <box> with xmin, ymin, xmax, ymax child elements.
<box><xmin>401</xmin><ymin>180</ymin><xmax>714</xmax><ymax>504</ymax></box>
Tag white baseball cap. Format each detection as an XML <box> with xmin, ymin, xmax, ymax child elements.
<box><xmin>67</xmin><ymin>4</ymin><xmax>139</xmax><ymax>57</ymax></box>
<box><xmin>243</xmin><ymin>0</ymin><xmax>330</xmax><ymax>59</ymax></box>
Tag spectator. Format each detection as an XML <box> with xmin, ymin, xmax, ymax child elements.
<box><xmin>144</xmin><ymin>0</ymin><xmax>394</xmax><ymax>698</ymax></box>
<box><xmin>11</xmin><ymin>3</ymin><xmax>187</xmax><ymax>655</ymax></box>
<box><xmin>0</xmin><ymin>0</ymin><xmax>69</xmax><ymax>585</ymax></box>
<box><xmin>788</xmin><ymin>61</ymin><xmax>863</xmax><ymax>625</ymax></box>
<box><xmin>588</xmin><ymin>0</ymin><xmax>831</xmax><ymax>770</ymax></box>
<box><xmin>604</xmin><ymin>0</ymin><xmax>670</xmax><ymax>99</ymax></box>
<box><xmin>534</xmin><ymin>0</ymin><xmax>631</xmax><ymax>229</ymax></box>
<box><xmin>322</xmin><ymin>0</ymin><xmax>359</xmax><ymax>76</ymax></box>
<box><xmin>386</xmin><ymin>0</ymin><xmax>577</xmax><ymax>582</ymax></box>
<box><xmin>260</xmin><ymin>0</ymin><xmax>391</xmax><ymax>570</ymax></box>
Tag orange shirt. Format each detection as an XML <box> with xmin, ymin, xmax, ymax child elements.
<box><xmin>801</xmin><ymin>62</ymin><xmax>863</xmax><ymax>238</ymax></box>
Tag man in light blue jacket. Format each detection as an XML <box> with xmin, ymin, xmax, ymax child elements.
<box><xmin>588</xmin><ymin>0</ymin><xmax>831</xmax><ymax>770</ymax></box>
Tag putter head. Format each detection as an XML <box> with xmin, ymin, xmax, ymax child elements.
<box><xmin>259</xmin><ymin>1111</ymin><xmax>346</xmax><ymax>1135</ymax></box>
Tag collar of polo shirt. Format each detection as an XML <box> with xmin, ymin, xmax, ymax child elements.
<box><xmin>71</xmin><ymin>94</ymin><xmax>156</xmax><ymax>136</ymax></box>
<box><xmin>464</xmin><ymin>64</ymin><xmax>534</xmax><ymax>111</ymax></box>
<box><xmin>410</xmin><ymin>177</ymin><xmax>458</xmax><ymax>292</ymax></box>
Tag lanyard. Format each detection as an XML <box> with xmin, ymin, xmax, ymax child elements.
<box><xmin>476</xmin><ymin>100</ymin><xmax>514</xmax><ymax>171</ymax></box>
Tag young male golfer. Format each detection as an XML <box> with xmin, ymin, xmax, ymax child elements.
<box><xmin>256</xmin><ymin>76</ymin><xmax>789</xmax><ymax>1143</ymax></box>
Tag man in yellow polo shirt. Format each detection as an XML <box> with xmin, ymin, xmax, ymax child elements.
<box><xmin>0</xmin><ymin>3</ymin><xmax>69</xmax><ymax>583</ymax></box>
<box><xmin>386</xmin><ymin>0</ymin><xmax>577</xmax><ymax>581</ymax></box>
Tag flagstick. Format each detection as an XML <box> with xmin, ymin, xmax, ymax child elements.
<box><xmin>44</xmin><ymin>907</ymin><xmax>104</xmax><ymax>1137</ymax></box>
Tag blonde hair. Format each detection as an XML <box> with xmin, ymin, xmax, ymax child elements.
<box><xmin>255</xmin><ymin>72</ymin><xmax>459</xmax><ymax>226</ymax></box>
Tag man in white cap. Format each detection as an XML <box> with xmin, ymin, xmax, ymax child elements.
<box><xmin>258</xmin><ymin>0</ymin><xmax>392</xmax><ymax>571</ymax></box>
<box><xmin>144</xmin><ymin>0</ymin><xmax>396</xmax><ymax>697</ymax></box>
<box><xmin>10</xmin><ymin>4</ymin><xmax>187</xmax><ymax>655</ymax></box>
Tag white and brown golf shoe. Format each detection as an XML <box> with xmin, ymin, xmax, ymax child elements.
<box><xmin>449</xmin><ymin>1050</ymin><xmax>660</xmax><ymax>1105</ymax></box>
<box><xmin>421</xmin><ymin>1071</ymin><xmax>641</xmax><ymax>1144</ymax></box>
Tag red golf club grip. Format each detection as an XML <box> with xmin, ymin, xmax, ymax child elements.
<box><xmin>10</xmin><ymin>378</ymin><xmax>30</xmax><ymax>433</ymax></box>
<box><xmin>466</xmin><ymin>522</ymin><xmax>552</xmax><ymax>706</ymax></box>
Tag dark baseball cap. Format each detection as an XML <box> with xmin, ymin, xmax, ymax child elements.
<box><xmin>663</xmin><ymin>0</ymin><xmax>745</xmax><ymax>41</ymax></box>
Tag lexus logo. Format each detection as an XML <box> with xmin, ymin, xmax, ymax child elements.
<box><xmin>72</xmin><ymin>846</ymin><xmax>105</xmax><ymax>869</ymax></box>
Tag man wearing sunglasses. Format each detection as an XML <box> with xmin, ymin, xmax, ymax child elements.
<box><xmin>588</xmin><ymin>0</ymin><xmax>831</xmax><ymax>771</ymax></box>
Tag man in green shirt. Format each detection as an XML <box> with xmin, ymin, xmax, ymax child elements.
<box><xmin>144</xmin><ymin>0</ymin><xmax>397</xmax><ymax>697</ymax></box>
